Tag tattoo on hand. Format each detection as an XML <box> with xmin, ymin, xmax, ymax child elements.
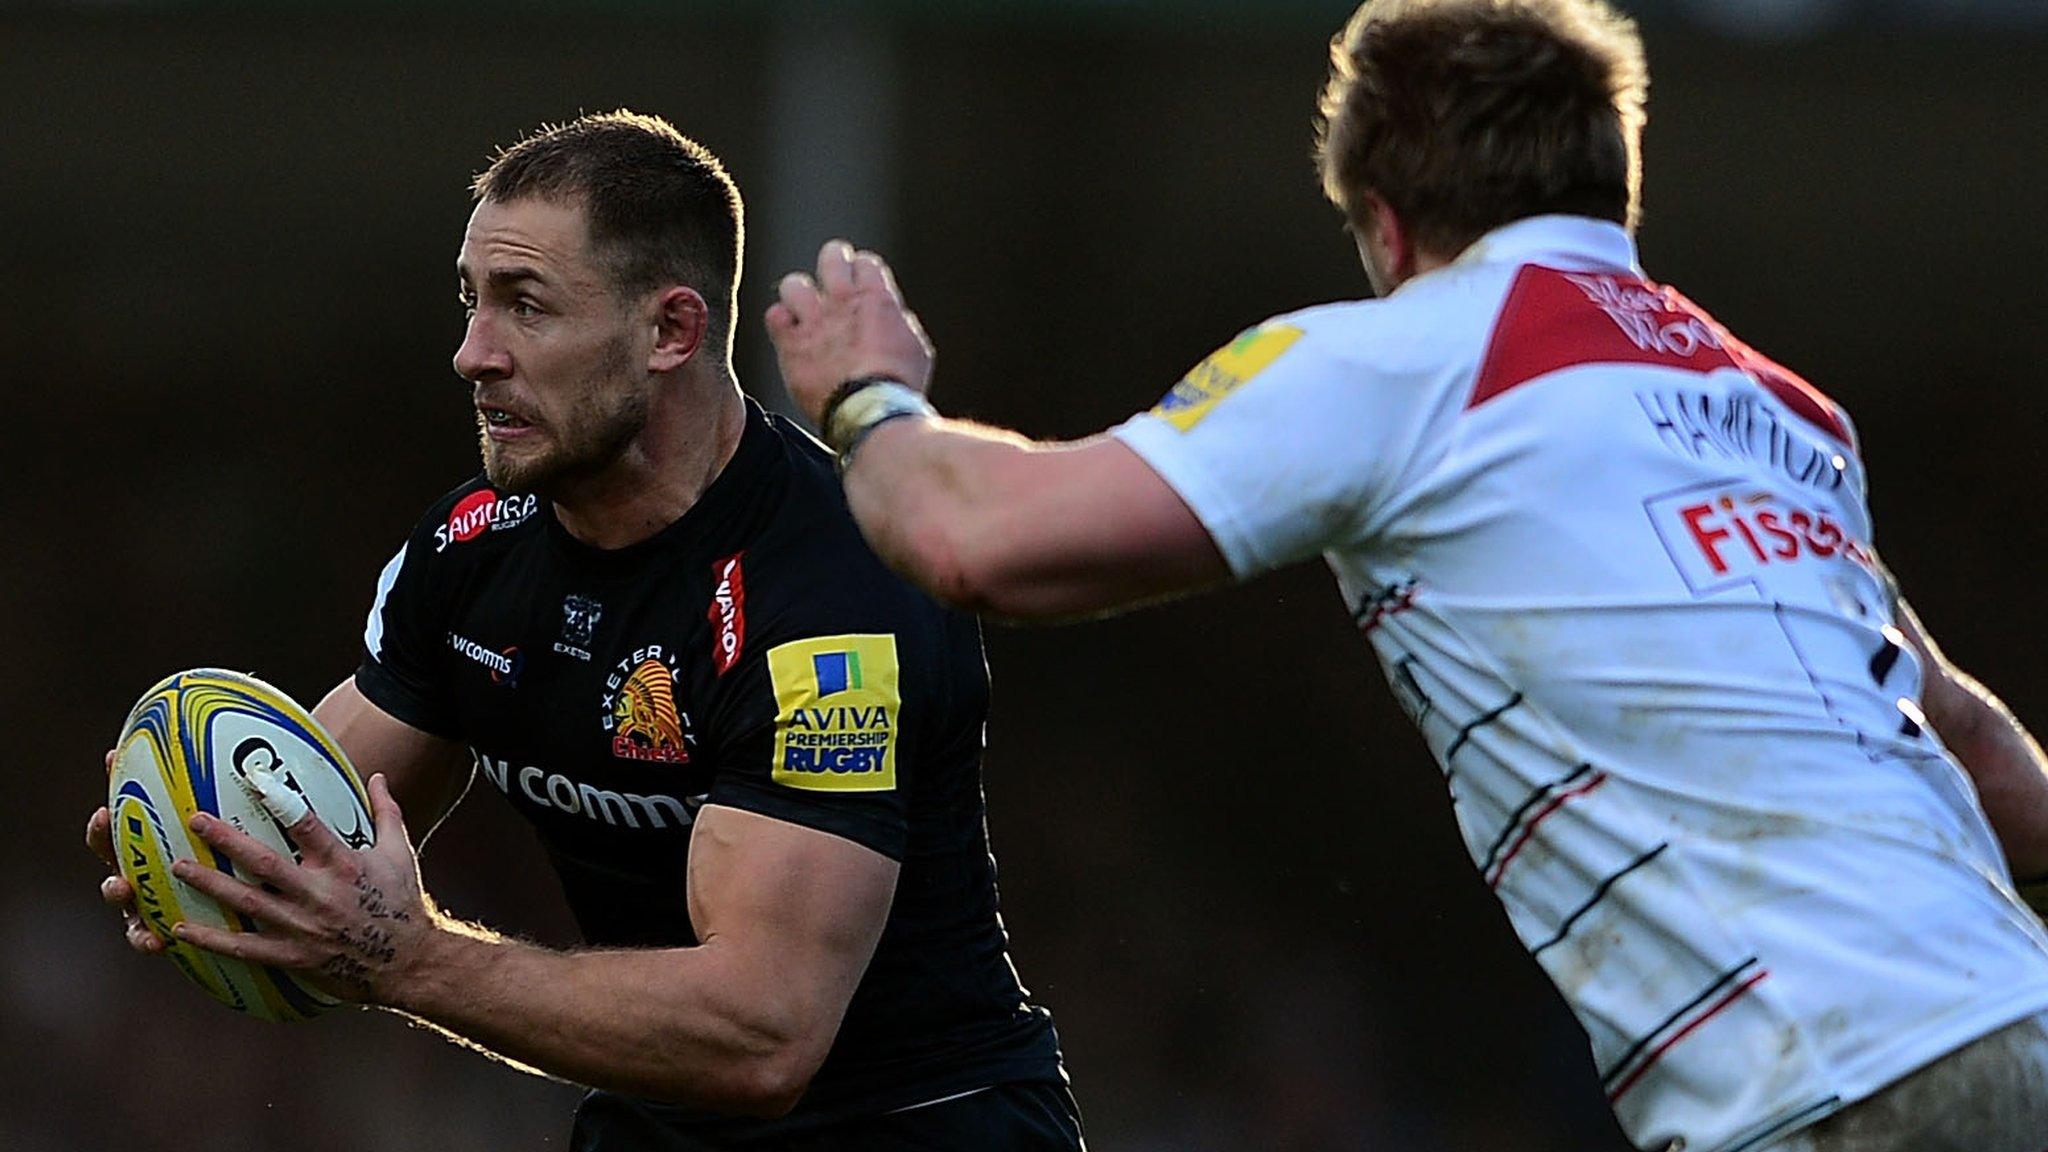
<box><xmin>321</xmin><ymin>953</ymin><xmax>374</xmax><ymax>996</ymax></box>
<box><xmin>322</xmin><ymin>876</ymin><xmax>414</xmax><ymax>996</ymax></box>
<box><xmin>354</xmin><ymin>875</ymin><xmax>412</xmax><ymax>922</ymax></box>
<box><xmin>332</xmin><ymin>925</ymin><xmax>399</xmax><ymax>965</ymax></box>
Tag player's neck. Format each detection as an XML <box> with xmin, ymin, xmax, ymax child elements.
<box><xmin>550</xmin><ymin>372</ymin><xmax>747</xmax><ymax>550</ymax></box>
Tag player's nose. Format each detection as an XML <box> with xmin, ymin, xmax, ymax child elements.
<box><xmin>453</xmin><ymin>314</ymin><xmax>511</xmax><ymax>384</ymax></box>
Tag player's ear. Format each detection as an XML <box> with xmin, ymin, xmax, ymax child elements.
<box><xmin>648</xmin><ymin>285</ymin><xmax>708</xmax><ymax>373</ymax></box>
<box><xmin>1362</xmin><ymin>190</ymin><xmax>1415</xmax><ymax>281</ymax></box>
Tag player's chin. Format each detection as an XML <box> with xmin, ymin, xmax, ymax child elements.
<box><xmin>480</xmin><ymin>438</ymin><xmax>555</xmax><ymax>493</ymax></box>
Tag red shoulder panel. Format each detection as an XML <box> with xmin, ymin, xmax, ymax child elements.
<box><xmin>1708</xmin><ymin>323</ymin><xmax>1854</xmax><ymax>450</ymax></box>
<box><xmin>1467</xmin><ymin>266</ymin><xmax>1852</xmax><ymax>449</ymax></box>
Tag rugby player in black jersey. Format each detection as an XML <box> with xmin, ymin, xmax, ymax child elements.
<box><xmin>86</xmin><ymin>111</ymin><xmax>1082</xmax><ymax>1152</ymax></box>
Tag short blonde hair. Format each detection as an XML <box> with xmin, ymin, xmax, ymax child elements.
<box><xmin>1316</xmin><ymin>0</ymin><xmax>1649</xmax><ymax>256</ymax></box>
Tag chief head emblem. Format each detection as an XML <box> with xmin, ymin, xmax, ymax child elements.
<box><xmin>600</xmin><ymin>646</ymin><xmax>693</xmax><ymax>764</ymax></box>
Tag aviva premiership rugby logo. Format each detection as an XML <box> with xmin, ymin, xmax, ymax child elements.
<box><xmin>768</xmin><ymin>634</ymin><xmax>900</xmax><ymax>792</ymax></box>
<box><xmin>601</xmin><ymin>644</ymin><xmax>695</xmax><ymax>764</ymax></box>
<box><xmin>1152</xmin><ymin>324</ymin><xmax>1304</xmax><ymax>432</ymax></box>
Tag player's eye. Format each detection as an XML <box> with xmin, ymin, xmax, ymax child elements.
<box><xmin>511</xmin><ymin>296</ymin><xmax>542</xmax><ymax>318</ymax></box>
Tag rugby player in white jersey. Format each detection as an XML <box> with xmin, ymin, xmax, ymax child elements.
<box><xmin>763</xmin><ymin>1</ymin><xmax>2048</xmax><ymax>1148</ymax></box>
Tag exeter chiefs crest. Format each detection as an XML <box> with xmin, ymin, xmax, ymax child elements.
<box><xmin>600</xmin><ymin>645</ymin><xmax>695</xmax><ymax>764</ymax></box>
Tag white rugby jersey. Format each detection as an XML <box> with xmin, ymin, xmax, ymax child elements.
<box><xmin>1114</xmin><ymin>215</ymin><xmax>2048</xmax><ymax>1152</ymax></box>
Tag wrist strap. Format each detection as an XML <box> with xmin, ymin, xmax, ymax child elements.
<box><xmin>823</xmin><ymin>378</ymin><xmax>935</xmax><ymax>459</ymax></box>
<box><xmin>818</xmin><ymin>375</ymin><xmax>901</xmax><ymax>447</ymax></box>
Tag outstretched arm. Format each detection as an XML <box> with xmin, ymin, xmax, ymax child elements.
<box><xmin>766</xmin><ymin>240</ymin><xmax>1229</xmax><ymax>622</ymax></box>
<box><xmin>1895</xmin><ymin>599</ymin><xmax>2048</xmax><ymax>882</ymax></box>
<box><xmin>835</xmin><ymin>420</ymin><xmax>1228</xmax><ymax>620</ymax></box>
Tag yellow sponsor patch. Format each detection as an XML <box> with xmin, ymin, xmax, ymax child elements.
<box><xmin>768</xmin><ymin>634</ymin><xmax>900</xmax><ymax>792</ymax></box>
<box><xmin>1151</xmin><ymin>324</ymin><xmax>1305</xmax><ymax>431</ymax></box>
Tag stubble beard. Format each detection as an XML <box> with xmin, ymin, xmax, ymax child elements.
<box><xmin>480</xmin><ymin>331</ymin><xmax>648</xmax><ymax>496</ymax></box>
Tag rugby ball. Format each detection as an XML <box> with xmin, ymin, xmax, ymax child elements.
<box><xmin>108</xmin><ymin>668</ymin><xmax>375</xmax><ymax>1022</ymax></box>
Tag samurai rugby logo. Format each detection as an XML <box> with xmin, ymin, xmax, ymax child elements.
<box><xmin>601</xmin><ymin>644</ymin><xmax>695</xmax><ymax>764</ymax></box>
<box><xmin>433</xmin><ymin>489</ymin><xmax>538</xmax><ymax>552</ymax></box>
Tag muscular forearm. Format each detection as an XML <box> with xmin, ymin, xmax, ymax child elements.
<box><xmin>168</xmin><ymin>787</ymin><xmax>872</xmax><ymax>1118</ymax></box>
<box><xmin>841</xmin><ymin>418</ymin><xmax>1229</xmax><ymax>621</ymax></box>
<box><xmin>387</xmin><ymin>920</ymin><xmax>823</xmax><ymax>1116</ymax></box>
<box><xmin>841</xmin><ymin>417</ymin><xmax>1048</xmax><ymax>615</ymax></box>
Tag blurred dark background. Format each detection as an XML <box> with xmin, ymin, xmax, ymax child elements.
<box><xmin>6</xmin><ymin>2</ymin><xmax>2047</xmax><ymax>1149</ymax></box>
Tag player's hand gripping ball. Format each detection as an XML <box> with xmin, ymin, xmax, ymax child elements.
<box><xmin>107</xmin><ymin>668</ymin><xmax>375</xmax><ymax>1021</ymax></box>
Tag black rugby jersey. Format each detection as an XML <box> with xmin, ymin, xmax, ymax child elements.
<box><xmin>353</xmin><ymin>400</ymin><xmax>1065</xmax><ymax>1141</ymax></box>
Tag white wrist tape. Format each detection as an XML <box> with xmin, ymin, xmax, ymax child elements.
<box><xmin>826</xmin><ymin>380</ymin><xmax>936</xmax><ymax>457</ymax></box>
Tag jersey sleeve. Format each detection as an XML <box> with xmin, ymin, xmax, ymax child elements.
<box><xmin>1112</xmin><ymin>310</ymin><xmax>1429</xmax><ymax>580</ymax></box>
<box><xmin>703</xmin><ymin>622</ymin><xmax>921</xmax><ymax>862</ymax></box>
<box><xmin>352</xmin><ymin>499</ymin><xmax>462</xmax><ymax>740</ymax></box>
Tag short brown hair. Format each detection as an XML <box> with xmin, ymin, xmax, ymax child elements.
<box><xmin>474</xmin><ymin>110</ymin><xmax>746</xmax><ymax>355</ymax></box>
<box><xmin>1316</xmin><ymin>0</ymin><xmax>1648</xmax><ymax>257</ymax></box>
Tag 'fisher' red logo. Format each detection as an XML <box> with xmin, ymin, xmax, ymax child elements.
<box><xmin>1648</xmin><ymin>485</ymin><xmax>1872</xmax><ymax>596</ymax></box>
<box><xmin>709</xmin><ymin>553</ymin><xmax>746</xmax><ymax>675</ymax></box>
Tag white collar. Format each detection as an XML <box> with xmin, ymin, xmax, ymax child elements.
<box><xmin>1450</xmin><ymin>214</ymin><xmax>1642</xmax><ymax>276</ymax></box>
